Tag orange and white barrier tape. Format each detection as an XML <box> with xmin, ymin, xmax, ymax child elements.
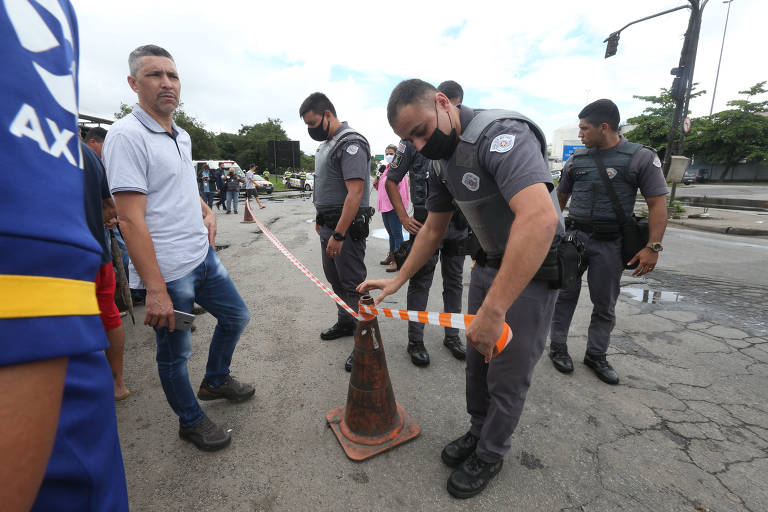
<box><xmin>251</xmin><ymin>216</ymin><xmax>511</xmax><ymax>358</ymax></box>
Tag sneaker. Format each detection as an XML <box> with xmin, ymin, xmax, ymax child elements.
<box><xmin>198</xmin><ymin>375</ymin><xmax>255</xmax><ymax>402</ymax></box>
<box><xmin>549</xmin><ymin>343</ymin><xmax>574</xmax><ymax>373</ymax></box>
<box><xmin>583</xmin><ymin>353</ymin><xmax>619</xmax><ymax>385</ymax></box>
<box><xmin>443</xmin><ymin>335</ymin><xmax>466</xmax><ymax>360</ymax></box>
<box><xmin>179</xmin><ymin>416</ymin><xmax>231</xmax><ymax>452</ymax></box>
<box><xmin>447</xmin><ymin>452</ymin><xmax>503</xmax><ymax>499</ymax></box>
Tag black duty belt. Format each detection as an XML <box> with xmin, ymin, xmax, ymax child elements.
<box><xmin>474</xmin><ymin>250</ymin><xmax>503</xmax><ymax>269</ymax></box>
<box><xmin>565</xmin><ymin>218</ymin><xmax>619</xmax><ymax>234</ymax></box>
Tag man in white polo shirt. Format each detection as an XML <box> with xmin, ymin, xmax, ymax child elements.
<box><xmin>104</xmin><ymin>45</ymin><xmax>252</xmax><ymax>452</ymax></box>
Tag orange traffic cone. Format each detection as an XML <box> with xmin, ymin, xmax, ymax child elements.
<box><xmin>326</xmin><ymin>295</ymin><xmax>421</xmax><ymax>461</ymax></box>
<box><xmin>241</xmin><ymin>197</ymin><xmax>255</xmax><ymax>223</ymax></box>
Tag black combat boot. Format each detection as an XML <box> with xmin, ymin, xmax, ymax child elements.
<box><xmin>407</xmin><ymin>339</ymin><xmax>430</xmax><ymax>366</ymax></box>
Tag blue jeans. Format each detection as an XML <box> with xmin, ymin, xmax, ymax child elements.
<box><xmin>203</xmin><ymin>191</ymin><xmax>215</xmax><ymax>208</ymax></box>
<box><xmin>155</xmin><ymin>246</ymin><xmax>250</xmax><ymax>427</ymax></box>
<box><xmin>225</xmin><ymin>190</ymin><xmax>239</xmax><ymax>212</ymax></box>
<box><xmin>381</xmin><ymin>210</ymin><xmax>404</xmax><ymax>253</ymax></box>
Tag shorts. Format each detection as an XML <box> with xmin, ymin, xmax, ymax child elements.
<box><xmin>95</xmin><ymin>262</ymin><xmax>122</xmax><ymax>331</ymax></box>
<box><xmin>246</xmin><ymin>189</ymin><xmax>259</xmax><ymax>198</ymax></box>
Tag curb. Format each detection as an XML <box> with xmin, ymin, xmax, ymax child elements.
<box><xmin>668</xmin><ymin>220</ymin><xmax>768</xmax><ymax>237</ymax></box>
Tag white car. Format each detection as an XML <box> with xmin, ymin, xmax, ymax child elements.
<box><xmin>287</xmin><ymin>174</ymin><xmax>314</xmax><ymax>191</ymax></box>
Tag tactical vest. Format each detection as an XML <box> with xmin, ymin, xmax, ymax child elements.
<box><xmin>433</xmin><ymin>110</ymin><xmax>562</xmax><ymax>258</ymax></box>
<box><xmin>313</xmin><ymin>127</ymin><xmax>371</xmax><ymax>209</ymax></box>
<box><xmin>409</xmin><ymin>151</ymin><xmax>430</xmax><ymax>208</ymax></box>
<box><xmin>567</xmin><ymin>141</ymin><xmax>642</xmax><ymax>222</ymax></box>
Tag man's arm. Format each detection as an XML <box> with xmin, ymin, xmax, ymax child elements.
<box><xmin>467</xmin><ymin>183</ymin><xmax>558</xmax><ymax>358</ymax></box>
<box><xmin>627</xmin><ymin>194</ymin><xmax>667</xmax><ymax>276</ymax></box>
<box><xmin>357</xmin><ymin>210</ymin><xmax>452</xmax><ymax>303</ymax></box>
<box><xmin>0</xmin><ymin>358</ymin><xmax>67</xmax><ymax>512</ymax></box>
<box><xmin>199</xmin><ymin>197</ymin><xmax>216</xmax><ymax>246</ymax></box>
<box><xmin>113</xmin><ymin>191</ymin><xmax>175</xmax><ymax>330</ymax></box>
<box><xmin>557</xmin><ymin>192</ymin><xmax>570</xmax><ymax>212</ymax></box>
<box><xmin>385</xmin><ymin>178</ymin><xmax>422</xmax><ymax>234</ymax></box>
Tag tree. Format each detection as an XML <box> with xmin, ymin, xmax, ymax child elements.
<box><xmin>686</xmin><ymin>82</ymin><xmax>768</xmax><ymax>181</ymax></box>
<box><xmin>114</xmin><ymin>102</ymin><xmax>132</xmax><ymax>119</ymax></box>
<box><xmin>172</xmin><ymin>106</ymin><xmax>218</xmax><ymax>160</ymax></box>
<box><xmin>624</xmin><ymin>85</ymin><xmax>705</xmax><ymax>159</ymax></box>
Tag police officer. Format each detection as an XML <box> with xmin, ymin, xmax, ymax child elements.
<box><xmin>549</xmin><ymin>99</ymin><xmax>668</xmax><ymax>385</ymax></box>
<box><xmin>300</xmin><ymin>92</ymin><xmax>372</xmax><ymax>372</ymax></box>
<box><xmin>384</xmin><ymin>81</ymin><xmax>468</xmax><ymax>365</ymax></box>
<box><xmin>359</xmin><ymin>79</ymin><xmax>561</xmax><ymax>498</ymax></box>
<box><xmin>299</xmin><ymin>169</ymin><xmax>307</xmax><ymax>191</ymax></box>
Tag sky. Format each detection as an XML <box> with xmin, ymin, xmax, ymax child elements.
<box><xmin>74</xmin><ymin>0</ymin><xmax>766</xmax><ymax>159</ymax></box>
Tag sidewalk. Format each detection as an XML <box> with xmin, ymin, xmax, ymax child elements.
<box><xmin>667</xmin><ymin>206</ymin><xmax>768</xmax><ymax>236</ymax></box>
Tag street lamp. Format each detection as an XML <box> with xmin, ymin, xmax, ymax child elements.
<box><xmin>709</xmin><ymin>0</ymin><xmax>734</xmax><ymax>115</ymax></box>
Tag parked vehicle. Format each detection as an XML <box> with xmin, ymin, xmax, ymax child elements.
<box><xmin>286</xmin><ymin>173</ymin><xmax>314</xmax><ymax>191</ymax></box>
<box><xmin>551</xmin><ymin>169</ymin><xmax>562</xmax><ymax>181</ymax></box>
<box><xmin>682</xmin><ymin>168</ymin><xmax>697</xmax><ymax>185</ymax></box>
<box><xmin>251</xmin><ymin>174</ymin><xmax>273</xmax><ymax>194</ymax></box>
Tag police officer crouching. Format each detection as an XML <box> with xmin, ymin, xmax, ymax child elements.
<box><xmin>549</xmin><ymin>99</ymin><xmax>668</xmax><ymax>385</ymax></box>
<box><xmin>300</xmin><ymin>92</ymin><xmax>373</xmax><ymax>372</ymax></box>
<box><xmin>359</xmin><ymin>79</ymin><xmax>561</xmax><ymax>498</ymax></box>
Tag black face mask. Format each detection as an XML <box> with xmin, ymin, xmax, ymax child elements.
<box><xmin>418</xmin><ymin>102</ymin><xmax>457</xmax><ymax>160</ymax></box>
<box><xmin>308</xmin><ymin>111</ymin><xmax>329</xmax><ymax>141</ymax></box>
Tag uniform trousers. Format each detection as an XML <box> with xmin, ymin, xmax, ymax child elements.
<box><xmin>549</xmin><ymin>229</ymin><xmax>624</xmax><ymax>356</ymax></box>
<box><xmin>318</xmin><ymin>224</ymin><xmax>367</xmax><ymax>328</ymax></box>
<box><xmin>466</xmin><ymin>264</ymin><xmax>557</xmax><ymax>463</ymax></box>
<box><xmin>407</xmin><ymin>249</ymin><xmax>465</xmax><ymax>341</ymax></box>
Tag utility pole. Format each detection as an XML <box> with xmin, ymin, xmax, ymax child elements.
<box><xmin>604</xmin><ymin>1</ymin><xmax>707</xmax><ymax>182</ymax></box>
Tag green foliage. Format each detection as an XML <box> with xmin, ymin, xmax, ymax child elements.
<box><xmin>114</xmin><ymin>102</ymin><xmax>132</xmax><ymax>119</ymax></box>
<box><xmin>173</xmin><ymin>105</ymin><xmax>218</xmax><ymax>160</ymax></box>
<box><xmin>624</xmin><ymin>85</ymin><xmax>705</xmax><ymax>159</ymax></box>
<box><xmin>685</xmin><ymin>82</ymin><xmax>768</xmax><ymax>176</ymax></box>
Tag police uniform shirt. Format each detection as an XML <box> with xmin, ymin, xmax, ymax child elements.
<box><xmin>386</xmin><ymin>139</ymin><xmax>429</xmax><ymax>187</ymax></box>
<box><xmin>315</xmin><ymin>121</ymin><xmax>370</xmax><ymax>211</ymax></box>
<box><xmin>427</xmin><ymin>106</ymin><xmax>553</xmax><ymax>213</ymax></box>
<box><xmin>558</xmin><ymin>138</ymin><xmax>669</xmax><ymax>202</ymax></box>
<box><xmin>1</xmin><ymin>3</ymin><xmax>129</xmax><ymax>510</ymax></box>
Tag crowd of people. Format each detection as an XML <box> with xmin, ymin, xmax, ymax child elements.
<box><xmin>2</xmin><ymin>2</ymin><xmax>669</xmax><ymax>506</ymax></box>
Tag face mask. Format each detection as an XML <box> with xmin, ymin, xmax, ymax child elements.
<box><xmin>384</xmin><ymin>154</ymin><xmax>394</xmax><ymax>164</ymax></box>
<box><xmin>308</xmin><ymin>112</ymin><xmax>329</xmax><ymax>141</ymax></box>
<box><xmin>419</xmin><ymin>101</ymin><xmax>457</xmax><ymax>160</ymax></box>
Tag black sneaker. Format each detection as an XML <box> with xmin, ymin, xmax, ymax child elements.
<box><xmin>407</xmin><ymin>340</ymin><xmax>430</xmax><ymax>366</ymax></box>
<box><xmin>443</xmin><ymin>335</ymin><xmax>466</xmax><ymax>360</ymax></box>
<box><xmin>447</xmin><ymin>452</ymin><xmax>503</xmax><ymax>499</ymax></box>
<box><xmin>344</xmin><ymin>353</ymin><xmax>353</xmax><ymax>372</ymax></box>
<box><xmin>583</xmin><ymin>353</ymin><xmax>619</xmax><ymax>385</ymax></box>
<box><xmin>179</xmin><ymin>416</ymin><xmax>231</xmax><ymax>452</ymax></box>
<box><xmin>549</xmin><ymin>343</ymin><xmax>574</xmax><ymax>373</ymax></box>
<box><xmin>198</xmin><ymin>375</ymin><xmax>255</xmax><ymax>402</ymax></box>
<box><xmin>441</xmin><ymin>431</ymin><xmax>478</xmax><ymax>467</ymax></box>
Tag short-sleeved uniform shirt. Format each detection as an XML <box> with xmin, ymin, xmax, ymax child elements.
<box><xmin>314</xmin><ymin>121</ymin><xmax>370</xmax><ymax>212</ymax></box>
<box><xmin>81</xmin><ymin>142</ymin><xmax>112</xmax><ymax>264</ymax></box>
<box><xmin>557</xmin><ymin>137</ymin><xmax>669</xmax><ymax>200</ymax></box>
<box><xmin>103</xmin><ymin>103</ymin><xmax>208</xmax><ymax>288</ymax></box>
<box><xmin>427</xmin><ymin>106</ymin><xmax>553</xmax><ymax>213</ymax></box>
<box><xmin>1</xmin><ymin>3</ymin><xmax>128</xmax><ymax>510</ymax></box>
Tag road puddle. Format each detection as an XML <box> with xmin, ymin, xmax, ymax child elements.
<box><xmin>370</xmin><ymin>228</ymin><xmax>410</xmax><ymax>241</ymax></box>
<box><xmin>622</xmin><ymin>286</ymin><xmax>683</xmax><ymax>304</ymax></box>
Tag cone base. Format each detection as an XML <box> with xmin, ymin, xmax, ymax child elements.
<box><xmin>240</xmin><ymin>220</ymin><xmax>255</xmax><ymax>223</ymax></box>
<box><xmin>326</xmin><ymin>402</ymin><xmax>420</xmax><ymax>461</ymax></box>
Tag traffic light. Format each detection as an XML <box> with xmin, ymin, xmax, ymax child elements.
<box><xmin>604</xmin><ymin>32</ymin><xmax>620</xmax><ymax>58</ymax></box>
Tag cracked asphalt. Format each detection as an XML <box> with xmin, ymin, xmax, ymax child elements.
<box><xmin>116</xmin><ymin>194</ymin><xmax>768</xmax><ymax>511</ymax></box>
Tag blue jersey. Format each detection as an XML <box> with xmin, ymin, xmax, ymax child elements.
<box><xmin>1</xmin><ymin>1</ymin><xmax>128</xmax><ymax>510</ymax></box>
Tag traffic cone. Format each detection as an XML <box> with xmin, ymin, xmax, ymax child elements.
<box><xmin>326</xmin><ymin>295</ymin><xmax>421</xmax><ymax>461</ymax></box>
<box><xmin>241</xmin><ymin>197</ymin><xmax>255</xmax><ymax>223</ymax></box>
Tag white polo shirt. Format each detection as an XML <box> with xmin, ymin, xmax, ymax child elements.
<box><xmin>103</xmin><ymin>103</ymin><xmax>208</xmax><ymax>287</ymax></box>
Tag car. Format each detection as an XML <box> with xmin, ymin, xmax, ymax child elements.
<box><xmin>682</xmin><ymin>168</ymin><xmax>697</xmax><ymax>185</ymax></box>
<box><xmin>252</xmin><ymin>174</ymin><xmax>273</xmax><ymax>194</ymax></box>
<box><xmin>286</xmin><ymin>173</ymin><xmax>314</xmax><ymax>191</ymax></box>
<box><xmin>551</xmin><ymin>169</ymin><xmax>561</xmax><ymax>181</ymax></box>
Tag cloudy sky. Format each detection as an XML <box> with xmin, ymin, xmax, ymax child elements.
<box><xmin>75</xmin><ymin>0</ymin><xmax>765</xmax><ymax>159</ymax></box>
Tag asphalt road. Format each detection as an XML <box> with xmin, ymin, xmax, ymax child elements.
<box><xmin>116</xmin><ymin>193</ymin><xmax>768</xmax><ymax>512</ymax></box>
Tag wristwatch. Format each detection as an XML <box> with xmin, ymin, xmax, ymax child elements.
<box><xmin>646</xmin><ymin>242</ymin><xmax>663</xmax><ymax>252</ymax></box>
<box><xmin>332</xmin><ymin>231</ymin><xmax>346</xmax><ymax>241</ymax></box>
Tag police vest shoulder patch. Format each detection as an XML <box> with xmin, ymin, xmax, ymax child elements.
<box><xmin>346</xmin><ymin>144</ymin><xmax>359</xmax><ymax>155</ymax></box>
<box><xmin>606</xmin><ymin>167</ymin><xmax>617</xmax><ymax>179</ymax></box>
<box><xmin>490</xmin><ymin>134</ymin><xmax>515</xmax><ymax>153</ymax></box>
<box><xmin>652</xmin><ymin>155</ymin><xmax>661</xmax><ymax>167</ymax></box>
<box><xmin>462</xmin><ymin>172</ymin><xmax>480</xmax><ymax>191</ymax></box>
